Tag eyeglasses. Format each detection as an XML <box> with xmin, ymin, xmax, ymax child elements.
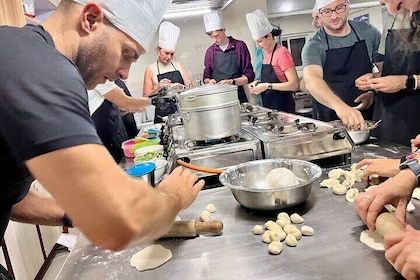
<box><xmin>319</xmin><ymin>3</ymin><xmax>348</xmax><ymax>17</ymax></box>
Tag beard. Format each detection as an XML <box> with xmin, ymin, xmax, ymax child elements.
<box><xmin>75</xmin><ymin>30</ymin><xmax>110</xmax><ymax>90</ymax></box>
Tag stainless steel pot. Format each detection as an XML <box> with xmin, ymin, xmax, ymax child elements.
<box><xmin>178</xmin><ymin>85</ymin><xmax>241</xmax><ymax>141</ymax></box>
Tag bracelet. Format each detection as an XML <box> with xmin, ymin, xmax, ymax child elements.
<box><xmin>61</xmin><ymin>213</ymin><xmax>73</xmax><ymax>228</ymax></box>
<box><xmin>414</xmin><ymin>75</ymin><xmax>418</xmax><ymax>90</ymax></box>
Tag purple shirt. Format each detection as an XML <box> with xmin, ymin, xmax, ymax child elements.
<box><xmin>203</xmin><ymin>36</ymin><xmax>255</xmax><ymax>82</ymax></box>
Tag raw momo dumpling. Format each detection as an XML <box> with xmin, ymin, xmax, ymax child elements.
<box><xmin>265</xmin><ymin>167</ymin><xmax>299</xmax><ymax>189</ymax></box>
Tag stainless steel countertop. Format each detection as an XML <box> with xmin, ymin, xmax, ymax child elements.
<box><xmin>56</xmin><ymin>139</ymin><xmax>418</xmax><ymax>280</ymax></box>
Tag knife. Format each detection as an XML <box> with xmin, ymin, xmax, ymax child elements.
<box><xmin>160</xmin><ymin>220</ymin><xmax>224</xmax><ymax>238</ymax></box>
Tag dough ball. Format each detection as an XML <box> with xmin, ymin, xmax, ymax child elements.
<box><xmin>345</xmin><ymin>188</ymin><xmax>359</xmax><ymax>203</ymax></box>
<box><xmin>292</xmin><ymin>230</ymin><xmax>302</xmax><ymax>240</ymax></box>
<box><xmin>301</xmin><ymin>225</ymin><xmax>314</xmax><ymax>236</ymax></box>
<box><xmin>412</xmin><ymin>188</ymin><xmax>420</xmax><ymax>200</ymax></box>
<box><xmin>206</xmin><ymin>203</ymin><xmax>216</xmax><ymax>213</ymax></box>
<box><xmin>320</xmin><ymin>178</ymin><xmax>341</xmax><ymax>188</ymax></box>
<box><xmin>332</xmin><ymin>183</ymin><xmax>347</xmax><ymax>195</ymax></box>
<box><xmin>265</xmin><ymin>167</ymin><xmax>299</xmax><ymax>189</ymax></box>
<box><xmin>199</xmin><ymin>210</ymin><xmax>211</xmax><ymax>222</ymax></box>
<box><xmin>285</xmin><ymin>234</ymin><xmax>298</xmax><ymax>247</ymax></box>
<box><xmin>283</xmin><ymin>224</ymin><xmax>298</xmax><ymax>234</ymax></box>
<box><xmin>276</xmin><ymin>217</ymin><xmax>291</xmax><ymax>228</ymax></box>
<box><xmin>264</xmin><ymin>220</ymin><xmax>276</xmax><ymax>229</ymax></box>
<box><xmin>268</xmin><ymin>241</ymin><xmax>283</xmax><ymax>255</ymax></box>
<box><xmin>290</xmin><ymin>213</ymin><xmax>304</xmax><ymax>224</ymax></box>
<box><xmin>277</xmin><ymin>212</ymin><xmax>290</xmax><ymax>220</ymax></box>
<box><xmin>130</xmin><ymin>244</ymin><xmax>172</xmax><ymax>271</ymax></box>
<box><xmin>328</xmin><ymin>168</ymin><xmax>345</xmax><ymax>180</ymax></box>
<box><xmin>266</xmin><ymin>222</ymin><xmax>282</xmax><ymax>232</ymax></box>
<box><xmin>252</xmin><ymin>225</ymin><xmax>264</xmax><ymax>235</ymax></box>
<box><xmin>272</xmin><ymin>228</ymin><xmax>286</xmax><ymax>242</ymax></box>
<box><xmin>262</xmin><ymin>230</ymin><xmax>275</xmax><ymax>243</ymax></box>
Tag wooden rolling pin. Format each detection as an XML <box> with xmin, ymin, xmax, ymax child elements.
<box><xmin>375</xmin><ymin>212</ymin><xmax>405</xmax><ymax>237</ymax></box>
<box><xmin>160</xmin><ymin>220</ymin><xmax>224</xmax><ymax>238</ymax></box>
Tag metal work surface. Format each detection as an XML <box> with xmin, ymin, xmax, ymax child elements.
<box><xmin>56</xmin><ymin>139</ymin><xmax>417</xmax><ymax>280</ymax></box>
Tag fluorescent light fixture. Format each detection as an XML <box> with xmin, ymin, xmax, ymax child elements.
<box><xmin>164</xmin><ymin>8</ymin><xmax>212</xmax><ymax>19</ymax></box>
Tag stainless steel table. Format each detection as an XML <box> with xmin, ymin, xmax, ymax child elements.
<box><xmin>56</xmin><ymin>139</ymin><xmax>418</xmax><ymax>280</ymax></box>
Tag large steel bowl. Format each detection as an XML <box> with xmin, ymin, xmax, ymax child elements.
<box><xmin>219</xmin><ymin>159</ymin><xmax>322</xmax><ymax>210</ymax></box>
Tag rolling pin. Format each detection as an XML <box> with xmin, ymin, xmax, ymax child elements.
<box><xmin>375</xmin><ymin>212</ymin><xmax>405</xmax><ymax>237</ymax></box>
<box><xmin>160</xmin><ymin>220</ymin><xmax>224</xmax><ymax>238</ymax></box>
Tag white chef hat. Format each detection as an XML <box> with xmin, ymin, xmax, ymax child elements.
<box><xmin>316</xmin><ymin>0</ymin><xmax>336</xmax><ymax>10</ymax></box>
<box><xmin>72</xmin><ymin>0</ymin><xmax>172</xmax><ymax>53</ymax></box>
<box><xmin>158</xmin><ymin>21</ymin><xmax>180</xmax><ymax>51</ymax></box>
<box><xmin>313</xmin><ymin>3</ymin><xmax>318</xmax><ymax>13</ymax></box>
<box><xmin>203</xmin><ymin>11</ymin><xmax>224</xmax><ymax>33</ymax></box>
<box><xmin>246</xmin><ymin>9</ymin><xmax>273</xmax><ymax>40</ymax></box>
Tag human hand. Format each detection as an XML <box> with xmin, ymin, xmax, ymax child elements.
<box><xmin>205</xmin><ymin>79</ymin><xmax>217</xmax><ymax>85</ymax></box>
<box><xmin>410</xmin><ymin>135</ymin><xmax>420</xmax><ymax>153</ymax></box>
<box><xmin>216</xmin><ymin>79</ymin><xmax>232</xmax><ymax>85</ymax></box>
<box><xmin>249</xmin><ymin>82</ymin><xmax>269</xmax><ymax>95</ymax></box>
<box><xmin>156</xmin><ymin>166</ymin><xmax>204</xmax><ymax>210</ymax></box>
<box><xmin>355</xmin><ymin>158</ymin><xmax>400</xmax><ymax>183</ymax></box>
<box><xmin>355</xmin><ymin>73</ymin><xmax>373</xmax><ymax>91</ymax></box>
<box><xmin>384</xmin><ymin>225</ymin><xmax>420</xmax><ymax>280</ymax></box>
<box><xmin>353</xmin><ymin>91</ymin><xmax>374</xmax><ymax>111</ymax></box>
<box><xmin>369</xmin><ymin>75</ymin><xmax>407</xmax><ymax>93</ymax></box>
<box><xmin>169</xmin><ymin>83</ymin><xmax>185</xmax><ymax>91</ymax></box>
<box><xmin>354</xmin><ymin>170</ymin><xmax>416</xmax><ymax>231</ymax></box>
<box><xmin>335</xmin><ymin>105</ymin><xmax>366</xmax><ymax>130</ymax></box>
<box><xmin>158</xmin><ymin>78</ymin><xmax>171</xmax><ymax>89</ymax></box>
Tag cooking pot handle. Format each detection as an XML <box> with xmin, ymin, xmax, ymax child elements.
<box><xmin>181</xmin><ymin>111</ymin><xmax>191</xmax><ymax>122</ymax></box>
<box><xmin>177</xmin><ymin>159</ymin><xmax>223</xmax><ymax>174</ymax></box>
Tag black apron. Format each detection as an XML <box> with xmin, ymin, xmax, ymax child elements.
<box><xmin>212</xmin><ymin>44</ymin><xmax>247</xmax><ymax>103</ymax></box>
<box><xmin>92</xmin><ymin>99</ymin><xmax>127</xmax><ymax>163</ymax></box>
<box><xmin>153</xmin><ymin>61</ymin><xmax>185</xmax><ymax>123</ymax></box>
<box><xmin>114</xmin><ymin>79</ymin><xmax>139</xmax><ymax>139</ymax></box>
<box><xmin>261</xmin><ymin>44</ymin><xmax>295</xmax><ymax>113</ymax></box>
<box><xmin>372</xmin><ymin>19</ymin><xmax>420</xmax><ymax>146</ymax></box>
<box><xmin>314</xmin><ymin>22</ymin><xmax>373</xmax><ymax>121</ymax></box>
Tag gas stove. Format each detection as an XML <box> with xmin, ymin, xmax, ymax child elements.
<box><xmin>165</xmin><ymin>125</ymin><xmax>263</xmax><ymax>178</ymax></box>
<box><xmin>240</xmin><ymin>103</ymin><xmax>354</xmax><ymax>167</ymax></box>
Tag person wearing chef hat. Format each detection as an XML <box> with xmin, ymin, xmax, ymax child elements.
<box><xmin>202</xmin><ymin>11</ymin><xmax>255</xmax><ymax>103</ymax></box>
<box><xmin>354</xmin><ymin>1</ymin><xmax>419</xmax><ymax>146</ymax></box>
<box><xmin>143</xmin><ymin>21</ymin><xmax>193</xmax><ymax>123</ymax></box>
<box><xmin>0</xmin><ymin>0</ymin><xmax>204</xmax><ymax>264</ymax></box>
<box><xmin>301</xmin><ymin>0</ymin><xmax>382</xmax><ymax>130</ymax></box>
<box><xmin>246</xmin><ymin>9</ymin><xmax>299</xmax><ymax>112</ymax></box>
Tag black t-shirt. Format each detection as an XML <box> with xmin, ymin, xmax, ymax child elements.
<box><xmin>0</xmin><ymin>25</ymin><xmax>101</xmax><ymax>222</ymax></box>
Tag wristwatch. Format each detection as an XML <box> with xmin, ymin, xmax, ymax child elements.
<box><xmin>268</xmin><ymin>83</ymin><xmax>273</xmax><ymax>90</ymax></box>
<box><xmin>399</xmin><ymin>158</ymin><xmax>420</xmax><ymax>186</ymax></box>
<box><xmin>406</xmin><ymin>75</ymin><xmax>416</xmax><ymax>90</ymax></box>
<box><xmin>232</xmin><ymin>79</ymin><xmax>236</xmax><ymax>85</ymax></box>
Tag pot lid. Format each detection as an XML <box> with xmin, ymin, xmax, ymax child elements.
<box><xmin>126</xmin><ymin>162</ymin><xmax>156</xmax><ymax>177</ymax></box>
<box><xmin>180</xmin><ymin>84</ymin><xmax>237</xmax><ymax>96</ymax></box>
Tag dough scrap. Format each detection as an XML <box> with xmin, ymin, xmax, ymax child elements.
<box><xmin>252</xmin><ymin>225</ymin><xmax>264</xmax><ymax>235</ymax></box>
<box><xmin>206</xmin><ymin>203</ymin><xmax>216</xmax><ymax>213</ymax></box>
<box><xmin>328</xmin><ymin>168</ymin><xmax>345</xmax><ymax>180</ymax></box>
<box><xmin>130</xmin><ymin>244</ymin><xmax>172</xmax><ymax>271</ymax></box>
<box><xmin>412</xmin><ymin>188</ymin><xmax>420</xmax><ymax>200</ymax></box>
<box><xmin>265</xmin><ymin>167</ymin><xmax>299</xmax><ymax>189</ymax></box>
<box><xmin>345</xmin><ymin>188</ymin><xmax>359</xmax><ymax>203</ymax></box>
<box><xmin>360</xmin><ymin>230</ymin><xmax>384</xmax><ymax>251</ymax></box>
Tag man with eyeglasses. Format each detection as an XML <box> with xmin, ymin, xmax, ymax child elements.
<box><xmin>202</xmin><ymin>11</ymin><xmax>255</xmax><ymax>103</ymax></box>
<box><xmin>302</xmin><ymin>0</ymin><xmax>382</xmax><ymax>130</ymax></box>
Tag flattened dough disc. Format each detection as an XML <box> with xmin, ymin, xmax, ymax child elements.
<box><xmin>360</xmin><ymin>230</ymin><xmax>384</xmax><ymax>251</ymax></box>
<box><xmin>130</xmin><ymin>244</ymin><xmax>172</xmax><ymax>271</ymax></box>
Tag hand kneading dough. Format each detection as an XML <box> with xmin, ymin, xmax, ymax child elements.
<box><xmin>130</xmin><ymin>244</ymin><xmax>172</xmax><ymax>271</ymax></box>
<box><xmin>360</xmin><ymin>230</ymin><xmax>384</xmax><ymax>251</ymax></box>
<box><xmin>265</xmin><ymin>168</ymin><xmax>299</xmax><ymax>189</ymax></box>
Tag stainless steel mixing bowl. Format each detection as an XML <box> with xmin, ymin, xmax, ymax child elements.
<box><xmin>219</xmin><ymin>159</ymin><xmax>322</xmax><ymax>210</ymax></box>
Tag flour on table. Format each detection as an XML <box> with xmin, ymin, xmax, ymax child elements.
<box><xmin>360</xmin><ymin>230</ymin><xmax>384</xmax><ymax>251</ymax></box>
<box><xmin>130</xmin><ymin>244</ymin><xmax>172</xmax><ymax>271</ymax></box>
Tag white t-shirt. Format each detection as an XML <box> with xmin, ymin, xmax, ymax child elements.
<box><xmin>87</xmin><ymin>80</ymin><xmax>117</xmax><ymax>115</ymax></box>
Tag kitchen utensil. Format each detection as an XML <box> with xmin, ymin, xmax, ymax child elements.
<box><xmin>330</xmin><ymin>120</ymin><xmax>380</xmax><ymax>145</ymax></box>
<box><xmin>219</xmin><ymin>159</ymin><xmax>322</xmax><ymax>210</ymax></box>
<box><xmin>160</xmin><ymin>220</ymin><xmax>224</xmax><ymax>238</ymax></box>
<box><xmin>178</xmin><ymin>84</ymin><xmax>241</xmax><ymax>141</ymax></box>
<box><xmin>125</xmin><ymin>162</ymin><xmax>156</xmax><ymax>187</ymax></box>
<box><xmin>133</xmin><ymin>144</ymin><xmax>164</xmax><ymax>158</ymax></box>
<box><xmin>176</xmin><ymin>158</ymin><xmax>223</xmax><ymax>174</ymax></box>
<box><xmin>375</xmin><ymin>212</ymin><xmax>405</xmax><ymax>237</ymax></box>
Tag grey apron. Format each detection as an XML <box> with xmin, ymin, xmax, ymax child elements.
<box><xmin>313</xmin><ymin>22</ymin><xmax>373</xmax><ymax>121</ymax></box>
<box><xmin>153</xmin><ymin>61</ymin><xmax>185</xmax><ymax>123</ymax></box>
<box><xmin>261</xmin><ymin>44</ymin><xmax>295</xmax><ymax>112</ymax></box>
<box><xmin>372</xmin><ymin>16</ymin><xmax>420</xmax><ymax>146</ymax></box>
<box><xmin>212</xmin><ymin>45</ymin><xmax>247</xmax><ymax>103</ymax></box>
